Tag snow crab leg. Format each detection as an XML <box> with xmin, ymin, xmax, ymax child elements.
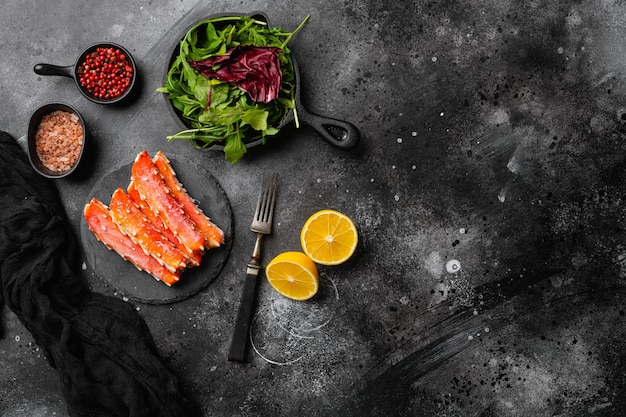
<box><xmin>83</xmin><ymin>198</ymin><xmax>180</xmax><ymax>286</ymax></box>
<box><xmin>109</xmin><ymin>188</ymin><xmax>188</xmax><ymax>274</ymax></box>
<box><xmin>127</xmin><ymin>181</ymin><xmax>201</xmax><ymax>267</ymax></box>
<box><xmin>131</xmin><ymin>150</ymin><xmax>206</xmax><ymax>257</ymax></box>
<box><xmin>152</xmin><ymin>151</ymin><xmax>225</xmax><ymax>249</ymax></box>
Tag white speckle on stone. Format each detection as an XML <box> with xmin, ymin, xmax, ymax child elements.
<box><xmin>425</xmin><ymin>251</ymin><xmax>443</xmax><ymax>276</ymax></box>
<box><xmin>15</xmin><ymin>335</ymin><xmax>20</xmax><ymax>342</ymax></box>
<box><xmin>489</xmin><ymin>108</ymin><xmax>510</xmax><ymax>125</ymax></box>
<box><xmin>400</xmin><ymin>296</ymin><xmax>409</xmax><ymax>305</ymax></box>
<box><xmin>81</xmin><ymin>262</ymin><xmax>87</xmax><ymax>270</ymax></box>
<box><xmin>549</xmin><ymin>275</ymin><xmax>563</xmax><ymax>288</ymax></box>
<box><xmin>316</xmin><ymin>178</ymin><xmax>321</xmax><ymax>183</ymax></box>
<box><xmin>498</xmin><ymin>188</ymin><xmax>507</xmax><ymax>203</ymax></box>
<box><xmin>432</xmin><ymin>56</ymin><xmax>437</xmax><ymax>62</ymax></box>
<box><xmin>557</xmin><ymin>46</ymin><xmax>564</xmax><ymax>54</ymax></box>
<box><xmin>507</xmin><ymin>155</ymin><xmax>520</xmax><ymax>173</ymax></box>
<box><xmin>412</xmin><ymin>165</ymin><xmax>416</xmax><ymax>170</ymax></box>
<box><xmin>445</xmin><ymin>259</ymin><xmax>461</xmax><ymax>273</ymax></box>
<box><xmin>110</xmin><ymin>24</ymin><xmax>124</xmax><ymax>38</ymax></box>
<box><xmin>440</xmin><ymin>112</ymin><xmax>445</xmax><ymax>117</ymax></box>
<box><xmin>210</xmin><ymin>365</ymin><xmax>217</xmax><ymax>372</ymax></box>
<box><xmin>394</xmin><ymin>194</ymin><xmax>400</xmax><ymax>201</ymax></box>
<box><xmin>397</xmin><ymin>137</ymin><xmax>403</xmax><ymax>143</ymax></box>
<box><xmin>411</xmin><ymin>131</ymin><xmax>417</xmax><ymax>137</ymax></box>
<box><xmin>459</xmin><ymin>228</ymin><xmax>466</xmax><ymax>234</ymax></box>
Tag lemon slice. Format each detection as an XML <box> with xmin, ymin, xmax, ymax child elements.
<box><xmin>265</xmin><ymin>251</ymin><xmax>319</xmax><ymax>301</ymax></box>
<box><xmin>300</xmin><ymin>209</ymin><xmax>358</xmax><ymax>266</ymax></box>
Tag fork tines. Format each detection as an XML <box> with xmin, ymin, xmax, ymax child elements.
<box><xmin>252</xmin><ymin>173</ymin><xmax>278</xmax><ymax>233</ymax></box>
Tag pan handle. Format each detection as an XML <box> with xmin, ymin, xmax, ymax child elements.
<box><xmin>296</xmin><ymin>104</ymin><xmax>360</xmax><ymax>150</ymax></box>
<box><xmin>34</xmin><ymin>63</ymin><xmax>74</xmax><ymax>78</ymax></box>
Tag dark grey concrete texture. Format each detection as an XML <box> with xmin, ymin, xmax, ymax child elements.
<box><xmin>2</xmin><ymin>0</ymin><xmax>626</xmax><ymax>416</ymax></box>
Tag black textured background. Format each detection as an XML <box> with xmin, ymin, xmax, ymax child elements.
<box><xmin>1</xmin><ymin>1</ymin><xmax>625</xmax><ymax>416</ymax></box>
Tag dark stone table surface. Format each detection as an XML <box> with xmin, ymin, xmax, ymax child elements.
<box><xmin>1</xmin><ymin>1</ymin><xmax>626</xmax><ymax>416</ymax></box>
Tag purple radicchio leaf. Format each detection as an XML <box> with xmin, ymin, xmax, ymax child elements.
<box><xmin>189</xmin><ymin>45</ymin><xmax>283</xmax><ymax>104</ymax></box>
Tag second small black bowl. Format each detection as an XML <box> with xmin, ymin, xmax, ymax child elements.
<box><xmin>27</xmin><ymin>102</ymin><xmax>87</xmax><ymax>178</ymax></box>
<box><xmin>34</xmin><ymin>42</ymin><xmax>137</xmax><ymax>105</ymax></box>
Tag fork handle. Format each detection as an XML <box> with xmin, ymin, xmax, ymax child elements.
<box><xmin>228</xmin><ymin>267</ymin><xmax>260</xmax><ymax>362</ymax></box>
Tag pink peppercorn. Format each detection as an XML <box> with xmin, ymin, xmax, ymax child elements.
<box><xmin>77</xmin><ymin>47</ymin><xmax>133</xmax><ymax>100</ymax></box>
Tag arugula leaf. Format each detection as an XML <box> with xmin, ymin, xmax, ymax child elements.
<box><xmin>223</xmin><ymin>132</ymin><xmax>247</xmax><ymax>164</ymax></box>
<box><xmin>241</xmin><ymin>109</ymin><xmax>268</xmax><ymax>131</ymax></box>
<box><xmin>159</xmin><ymin>15</ymin><xmax>310</xmax><ymax>163</ymax></box>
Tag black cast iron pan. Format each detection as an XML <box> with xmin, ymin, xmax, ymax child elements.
<box><xmin>163</xmin><ymin>13</ymin><xmax>360</xmax><ymax>151</ymax></box>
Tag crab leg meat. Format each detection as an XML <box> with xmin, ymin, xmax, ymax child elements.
<box><xmin>109</xmin><ymin>188</ymin><xmax>188</xmax><ymax>274</ymax></box>
<box><xmin>127</xmin><ymin>181</ymin><xmax>201</xmax><ymax>267</ymax></box>
<box><xmin>153</xmin><ymin>151</ymin><xmax>225</xmax><ymax>249</ymax></box>
<box><xmin>131</xmin><ymin>150</ymin><xmax>206</xmax><ymax>256</ymax></box>
<box><xmin>83</xmin><ymin>198</ymin><xmax>180</xmax><ymax>286</ymax></box>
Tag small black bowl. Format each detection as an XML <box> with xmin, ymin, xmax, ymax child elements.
<box><xmin>27</xmin><ymin>103</ymin><xmax>87</xmax><ymax>178</ymax></box>
<box><xmin>34</xmin><ymin>42</ymin><xmax>137</xmax><ymax>105</ymax></box>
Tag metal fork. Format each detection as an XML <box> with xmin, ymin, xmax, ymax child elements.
<box><xmin>228</xmin><ymin>173</ymin><xmax>278</xmax><ymax>362</ymax></box>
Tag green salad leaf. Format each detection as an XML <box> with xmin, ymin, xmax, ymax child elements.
<box><xmin>158</xmin><ymin>15</ymin><xmax>310</xmax><ymax>163</ymax></box>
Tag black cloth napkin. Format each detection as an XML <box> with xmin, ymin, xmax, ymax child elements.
<box><xmin>0</xmin><ymin>131</ymin><xmax>200</xmax><ymax>417</ymax></box>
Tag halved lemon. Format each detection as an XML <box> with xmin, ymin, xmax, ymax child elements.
<box><xmin>300</xmin><ymin>209</ymin><xmax>358</xmax><ymax>266</ymax></box>
<box><xmin>265</xmin><ymin>251</ymin><xmax>319</xmax><ymax>301</ymax></box>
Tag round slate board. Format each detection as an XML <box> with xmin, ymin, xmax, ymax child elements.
<box><xmin>80</xmin><ymin>157</ymin><xmax>233</xmax><ymax>304</ymax></box>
